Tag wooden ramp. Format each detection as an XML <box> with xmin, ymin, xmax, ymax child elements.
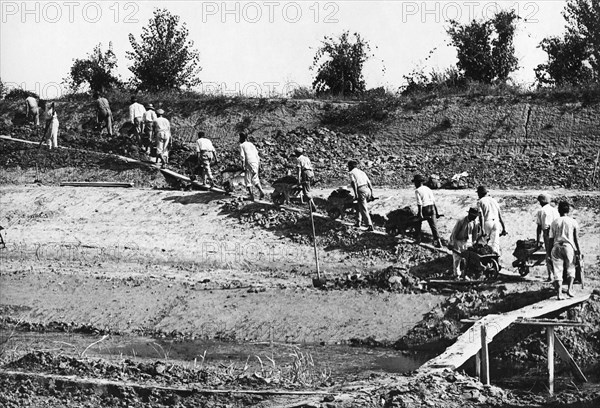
<box><xmin>0</xmin><ymin>135</ymin><xmax>228</xmax><ymax>194</ymax></box>
<box><xmin>418</xmin><ymin>293</ymin><xmax>591</xmax><ymax>373</ymax></box>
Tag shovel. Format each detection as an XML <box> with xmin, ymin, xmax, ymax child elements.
<box><xmin>308</xmin><ymin>198</ymin><xmax>326</xmax><ymax>288</ymax></box>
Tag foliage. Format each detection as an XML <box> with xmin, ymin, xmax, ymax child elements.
<box><xmin>446</xmin><ymin>10</ymin><xmax>520</xmax><ymax>83</ymax></box>
<box><xmin>0</xmin><ymin>78</ymin><xmax>5</xmax><ymax>99</ymax></box>
<box><xmin>289</xmin><ymin>86</ymin><xmax>315</xmax><ymax>99</ymax></box>
<box><xmin>311</xmin><ymin>31</ymin><xmax>373</xmax><ymax>96</ymax></box>
<box><xmin>63</xmin><ymin>43</ymin><xmax>120</xmax><ymax>93</ymax></box>
<box><xmin>536</xmin><ymin>0</ymin><xmax>600</xmax><ymax>86</ymax></box>
<box><xmin>564</xmin><ymin>0</ymin><xmax>600</xmax><ymax>77</ymax></box>
<box><xmin>535</xmin><ymin>34</ymin><xmax>593</xmax><ymax>86</ymax></box>
<box><xmin>4</xmin><ymin>88</ymin><xmax>39</xmax><ymax>100</ymax></box>
<box><xmin>401</xmin><ymin>66</ymin><xmax>464</xmax><ymax>95</ymax></box>
<box><xmin>127</xmin><ymin>9</ymin><xmax>202</xmax><ymax>91</ymax></box>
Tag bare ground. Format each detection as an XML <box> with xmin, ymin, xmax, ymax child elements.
<box><xmin>1</xmin><ymin>183</ymin><xmax>599</xmax><ymax>407</ymax></box>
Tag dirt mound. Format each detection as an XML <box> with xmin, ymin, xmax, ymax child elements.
<box><xmin>396</xmin><ymin>288</ymin><xmax>554</xmax><ymax>351</ymax></box>
<box><xmin>2</xmin><ymin>96</ymin><xmax>599</xmax><ymax>189</ymax></box>
<box><xmin>220</xmin><ymin>200</ymin><xmax>400</xmax><ymax>263</ymax></box>
<box><xmin>375</xmin><ymin>371</ymin><xmax>511</xmax><ymax>407</ymax></box>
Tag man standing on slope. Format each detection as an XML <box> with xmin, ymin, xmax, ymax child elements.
<box><xmin>94</xmin><ymin>92</ymin><xmax>113</xmax><ymax>137</ymax></box>
<box><xmin>536</xmin><ymin>193</ymin><xmax>559</xmax><ymax>282</ymax></box>
<box><xmin>294</xmin><ymin>147</ymin><xmax>315</xmax><ymax>204</ymax></box>
<box><xmin>549</xmin><ymin>201</ymin><xmax>581</xmax><ymax>300</ymax></box>
<box><xmin>25</xmin><ymin>95</ymin><xmax>40</xmax><ymax>127</ymax></box>
<box><xmin>153</xmin><ymin>109</ymin><xmax>171</xmax><ymax>169</ymax></box>
<box><xmin>196</xmin><ymin>131</ymin><xmax>218</xmax><ymax>186</ymax></box>
<box><xmin>239</xmin><ymin>132</ymin><xmax>265</xmax><ymax>201</ymax></box>
<box><xmin>44</xmin><ymin>102</ymin><xmax>59</xmax><ymax>149</ymax></box>
<box><xmin>348</xmin><ymin>160</ymin><xmax>374</xmax><ymax>232</ymax></box>
<box><xmin>128</xmin><ymin>96</ymin><xmax>146</xmax><ymax>146</ymax></box>
<box><xmin>476</xmin><ymin>186</ymin><xmax>507</xmax><ymax>254</ymax></box>
<box><xmin>413</xmin><ymin>174</ymin><xmax>443</xmax><ymax>247</ymax></box>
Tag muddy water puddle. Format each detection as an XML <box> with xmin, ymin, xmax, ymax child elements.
<box><xmin>2</xmin><ymin>330</ymin><xmax>433</xmax><ymax>379</ymax></box>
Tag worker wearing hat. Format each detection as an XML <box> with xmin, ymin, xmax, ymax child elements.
<box><xmin>294</xmin><ymin>147</ymin><xmax>314</xmax><ymax>204</ymax></box>
<box><xmin>413</xmin><ymin>174</ymin><xmax>442</xmax><ymax>247</ymax></box>
<box><xmin>536</xmin><ymin>193</ymin><xmax>559</xmax><ymax>281</ymax></box>
<box><xmin>476</xmin><ymin>186</ymin><xmax>507</xmax><ymax>254</ymax></box>
<box><xmin>448</xmin><ymin>207</ymin><xmax>480</xmax><ymax>279</ymax></box>
<box><xmin>141</xmin><ymin>103</ymin><xmax>157</xmax><ymax>154</ymax></box>
<box><xmin>153</xmin><ymin>109</ymin><xmax>171</xmax><ymax>168</ymax></box>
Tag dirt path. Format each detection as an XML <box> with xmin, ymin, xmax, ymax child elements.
<box><xmin>1</xmin><ymin>185</ymin><xmax>598</xmax><ymax>343</ymax></box>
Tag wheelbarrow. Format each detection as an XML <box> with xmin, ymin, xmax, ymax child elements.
<box><xmin>452</xmin><ymin>246</ymin><xmax>501</xmax><ymax>281</ymax></box>
<box><xmin>511</xmin><ymin>239</ymin><xmax>546</xmax><ymax>277</ymax></box>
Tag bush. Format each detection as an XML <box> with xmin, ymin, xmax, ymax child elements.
<box><xmin>4</xmin><ymin>88</ymin><xmax>39</xmax><ymax>100</ymax></box>
<box><xmin>289</xmin><ymin>86</ymin><xmax>314</xmax><ymax>99</ymax></box>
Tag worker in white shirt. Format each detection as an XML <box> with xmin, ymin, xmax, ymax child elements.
<box><xmin>128</xmin><ymin>96</ymin><xmax>146</xmax><ymax>146</ymax></box>
<box><xmin>535</xmin><ymin>193</ymin><xmax>559</xmax><ymax>282</ymax></box>
<box><xmin>196</xmin><ymin>131</ymin><xmax>218</xmax><ymax>186</ymax></box>
<box><xmin>239</xmin><ymin>132</ymin><xmax>265</xmax><ymax>201</ymax></box>
<box><xmin>142</xmin><ymin>104</ymin><xmax>157</xmax><ymax>154</ymax></box>
<box><xmin>294</xmin><ymin>147</ymin><xmax>315</xmax><ymax>203</ymax></box>
<box><xmin>44</xmin><ymin>102</ymin><xmax>59</xmax><ymax>149</ymax></box>
<box><xmin>476</xmin><ymin>186</ymin><xmax>507</xmax><ymax>254</ymax></box>
<box><xmin>413</xmin><ymin>174</ymin><xmax>442</xmax><ymax>247</ymax></box>
<box><xmin>25</xmin><ymin>96</ymin><xmax>40</xmax><ymax>126</ymax></box>
<box><xmin>153</xmin><ymin>109</ymin><xmax>170</xmax><ymax>169</ymax></box>
<box><xmin>348</xmin><ymin>160</ymin><xmax>374</xmax><ymax>231</ymax></box>
<box><xmin>549</xmin><ymin>201</ymin><xmax>581</xmax><ymax>300</ymax></box>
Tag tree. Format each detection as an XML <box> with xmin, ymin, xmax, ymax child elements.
<box><xmin>564</xmin><ymin>0</ymin><xmax>600</xmax><ymax>77</ymax></box>
<box><xmin>127</xmin><ymin>9</ymin><xmax>202</xmax><ymax>90</ymax></box>
<box><xmin>535</xmin><ymin>34</ymin><xmax>593</xmax><ymax>86</ymax></box>
<box><xmin>311</xmin><ymin>31</ymin><xmax>372</xmax><ymax>97</ymax></box>
<box><xmin>0</xmin><ymin>77</ymin><xmax>5</xmax><ymax>99</ymax></box>
<box><xmin>446</xmin><ymin>10</ymin><xmax>520</xmax><ymax>83</ymax></box>
<box><xmin>63</xmin><ymin>43</ymin><xmax>120</xmax><ymax>93</ymax></box>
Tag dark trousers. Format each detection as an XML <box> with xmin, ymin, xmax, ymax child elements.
<box><xmin>416</xmin><ymin>205</ymin><xmax>440</xmax><ymax>241</ymax></box>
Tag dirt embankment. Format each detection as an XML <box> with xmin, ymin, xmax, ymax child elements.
<box><xmin>1</xmin><ymin>94</ymin><xmax>599</xmax><ymax>189</ymax></box>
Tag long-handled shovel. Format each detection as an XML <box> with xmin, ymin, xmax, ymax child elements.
<box><xmin>309</xmin><ymin>198</ymin><xmax>326</xmax><ymax>288</ymax></box>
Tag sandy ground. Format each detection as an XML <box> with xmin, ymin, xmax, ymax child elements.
<box><xmin>1</xmin><ymin>185</ymin><xmax>599</xmax><ymax>343</ymax></box>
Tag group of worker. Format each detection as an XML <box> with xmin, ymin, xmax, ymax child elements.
<box><xmin>25</xmin><ymin>94</ymin><xmax>172</xmax><ymax>168</ymax></box>
<box><xmin>445</xmin><ymin>190</ymin><xmax>581</xmax><ymax>299</ymax></box>
<box><xmin>95</xmin><ymin>94</ymin><xmax>171</xmax><ymax>168</ymax></box>
<box><xmin>23</xmin><ymin>94</ymin><xmax>582</xmax><ymax>299</ymax></box>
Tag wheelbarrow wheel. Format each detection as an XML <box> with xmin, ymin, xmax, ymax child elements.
<box><xmin>518</xmin><ymin>265</ymin><xmax>530</xmax><ymax>277</ymax></box>
<box><xmin>272</xmin><ymin>192</ymin><xmax>285</xmax><ymax>206</ymax></box>
<box><xmin>486</xmin><ymin>259</ymin><xmax>500</xmax><ymax>281</ymax></box>
<box><xmin>328</xmin><ymin>208</ymin><xmax>342</xmax><ymax>219</ymax></box>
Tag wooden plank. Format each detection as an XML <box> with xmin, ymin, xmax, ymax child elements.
<box><xmin>480</xmin><ymin>325</ymin><xmax>490</xmax><ymax>385</ymax></box>
<box><xmin>554</xmin><ymin>333</ymin><xmax>588</xmax><ymax>382</ymax></box>
<box><xmin>547</xmin><ymin>326</ymin><xmax>555</xmax><ymax>395</ymax></box>
<box><xmin>418</xmin><ymin>293</ymin><xmax>591</xmax><ymax>373</ymax></box>
<box><xmin>60</xmin><ymin>182</ymin><xmax>133</xmax><ymax>188</ymax></box>
<box><xmin>400</xmin><ymin>238</ymin><xmax>452</xmax><ymax>255</ymax></box>
<box><xmin>514</xmin><ymin>319</ymin><xmax>587</xmax><ymax>327</ymax></box>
